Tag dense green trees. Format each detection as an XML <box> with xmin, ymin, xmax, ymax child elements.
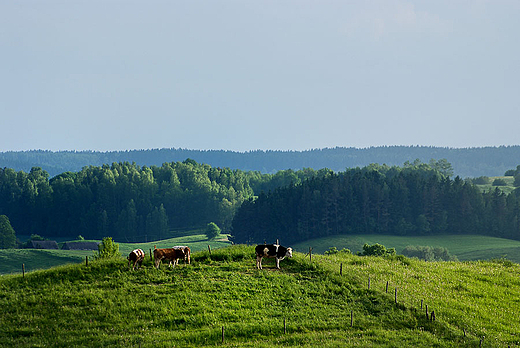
<box><xmin>0</xmin><ymin>160</ymin><xmax>255</xmax><ymax>242</ymax></box>
<box><xmin>231</xmin><ymin>163</ymin><xmax>520</xmax><ymax>245</ymax></box>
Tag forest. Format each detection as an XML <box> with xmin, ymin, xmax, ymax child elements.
<box><xmin>231</xmin><ymin>162</ymin><xmax>520</xmax><ymax>245</ymax></box>
<box><xmin>3</xmin><ymin>145</ymin><xmax>520</xmax><ymax>178</ymax></box>
<box><xmin>1</xmin><ymin>158</ymin><xmax>520</xmax><ymax>245</ymax></box>
<box><xmin>0</xmin><ymin>160</ymin><xmax>328</xmax><ymax>242</ymax></box>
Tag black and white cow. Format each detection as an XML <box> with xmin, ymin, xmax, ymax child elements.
<box><xmin>128</xmin><ymin>249</ymin><xmax>145</xmax><ymax>270</ymax></box>
<box><xmin>255</xmin><ymin>244</ymin><xmax>293</xmax><ymax>269</ymax></box>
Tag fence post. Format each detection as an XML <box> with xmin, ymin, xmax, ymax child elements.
<box><xmin>368</xmin><ymin>276</ymin><xmax>371</xmax><ymax>290</ymax></box>
<box><xmin>208</xmin><ymin>245</ymin><xmax>212</xmax><ymax>255</ymax></box>
<box><xmin>350</xmin><ymin>310</ymin><xmax>353</xmax><ymax>327</ymax></box>
<box><xmin>394</xmin><ymin>288</ymin><xmax>397</xmax><ymax>304</ymax></box>
<box><xmin>222</xmin><ymin>326</ymin><xmax>224</xmax><ymax>343</ymax></box>
<box><xmin>85</xmin><ymin>255</ymin><xmax>88</xmax><ymax>266</ymax></box>
<box><xmin>309</xmin><ymin>247</ymin><xmax>312</xmax><ymax>262</ymax></box>
<box><xmin>22</xmin><ymin>263</ymin><xmax>25</xmax><ymax>278</ymax></box>
<box><xmin>149</xmin><ymin>249</ymin><xmax>152</xmax><ymax>261</ymax></box>
<box><xmin>340</xmin><ymin>263</ymin><xmax>343</xmax><ymax>276</ymax></box>
<box><xmin>385</xmin><ymin>281</ymin><xmax>389</xmax><ymax>293</ymax></box>
<box><xmin>284</xmin><ymin>318</ymin><xmax>286</xmax><ymax>334</ymax></box>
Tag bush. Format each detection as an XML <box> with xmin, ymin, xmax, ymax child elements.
<box><xmin>359</xmin><ymin>243</ymin><xmax>396</xmax><ymax>257</ymax></box>
<box><xmin>401</xmin><ymin>245</ymin><xmax>458</xmax><ymax>261</ymax></box>
<box><xmin>94</xmin><ymin>237</ymin><xmax>121</xmax><ymax>260</ymax></box>
<box><xmin>324</xmin><ymin>246</ymin><xmax>351</xmax><ymax>255</ymax></box>
<box><xmin>205</xmin><ymin>222</ymin><xmax>221</xmax><ymax>240</ymax></box>
<box><xmin>492</xmin><ymin>178</ymin><xmax>508</xmax><ymax>186</ymax></box>
<box><xmin>471</xmin><ymin>176</ymin><xmax>490</xmax><ymax>185</ymax></box>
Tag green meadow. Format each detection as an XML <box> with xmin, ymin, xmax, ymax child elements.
<box><xmin>1</xmin><ymin>246</ymin><xmax>519</xmax><ymax>347</ymax></box>
<box><xmin>293</xmin><ymin>234</ymin><xmax>520</xmax><ymax>263</ymax></box>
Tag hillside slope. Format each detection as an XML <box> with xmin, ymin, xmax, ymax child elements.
<box><xmin>1</xmin><ymin>246</ymin><xmax>518</xmax><ymax>347</ymax></box>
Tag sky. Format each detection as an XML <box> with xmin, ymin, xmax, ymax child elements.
<box><xmin>1</xmin><ymin>1</ymin><xmax>519</xmax><ymax>152</ymax></box>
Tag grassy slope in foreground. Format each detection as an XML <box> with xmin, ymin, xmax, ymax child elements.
<box><xmin>1</xmin><ymin>246</ymin><xmax>519</xmax><ymax>347</ymax></box>
<box><xmin>292</xmin><ymin>234</ymin><xmax>520</xmax><ymax>263</ymax></box>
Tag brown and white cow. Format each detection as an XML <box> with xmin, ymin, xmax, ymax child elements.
<box><xmin>173</xmin><ymin>246</ymin><xmax>191</xmax><ymax>265</ymax></box>
<box><xmin>127</xmin><ymin>249</ymin><xmax>145</xmax><ymax>270</ymax></box>
<box><xmin>153</xmin><ymin>246</ymin><xmax>188</xmax><ymax>269</ymax></box>
<box><xmin>255</xmin><ymin>244</ymin><xmax>293</xmax><ymax>269</ymax></box>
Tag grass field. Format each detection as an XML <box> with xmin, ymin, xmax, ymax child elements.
<box><xmin>292</xmin><ymin>234</ymin><xmax>520</xmax><ymax>263</ymax></box>
<box><xmin>0</xmin><ymin>246</ymin><xmax>519</xmax><ymax>347</ymax></box>
<box><xmin>0</xmin><ymin>233</ymin><xmax>231</xmax><ymax>275</ymax></box>
<box><xmin>475</xmin><ymin>175</ymin><xmax>516</xmax><ymax>194</ymax></box>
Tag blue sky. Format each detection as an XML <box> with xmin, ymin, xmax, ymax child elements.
<box><xmin>1</xmin><ymin>1</ymin><xmax>519</xmax><ymax>152</ymax></box>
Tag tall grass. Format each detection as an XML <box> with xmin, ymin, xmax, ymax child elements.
<box><xmin>1</xmin><ymin>245</ymin><xmax>518</xmax><ymax>347</ymax></box>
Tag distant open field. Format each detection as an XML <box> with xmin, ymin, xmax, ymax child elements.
<box><xmin>475</xmin><ymin>175</ymin><xmax>516</xmax><ymax>194</ymax></box>
<box><xmin>0</xmin><ymin>233</ymin><xmax>231</xmax><ymax>275</ymax></box>
<box><xmin>292</xmin><ymin>234</ymin><xmax>520</xmax><ymax>263</ymax></box>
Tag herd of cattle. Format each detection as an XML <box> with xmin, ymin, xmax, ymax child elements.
<box><xmin>127</xmin><ymin>244</ymin><xmax>293</xmax><ymax>270</ymax></box>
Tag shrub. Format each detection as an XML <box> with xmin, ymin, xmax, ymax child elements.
<box><xmin>492</xmin><ymin>178</ymin><xmax>508</xmax><ymax>186</ymax></box>
<box><xmin>94</xmin><ymin>237</ymin><xmax>121</xmax><ymax>260</ymax></box>
<box><xmin>324</xmin><ymin>246</ymin><xmax>351</xmax><ymax>255</ymax></box>
<box><xmin>205</xmin><ymin>222</ymin><xmax>221</xmax><ymax>240</ymax></box>
<box><xmin>401</xmin><ymin>245</ymin><xmax>458</xmax><ymax>261</ymax></box>
<box><xmin>359</xmin><ymin>243</ymin><xmax>396</xmax><ymax>257</ymax></box>
<box><xmin>471</xmin><ymin>176</ymin><xmax>490</xmax><ymax>185</ymax></box>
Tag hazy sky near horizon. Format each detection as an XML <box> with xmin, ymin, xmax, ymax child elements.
<box><xmin>1</xmin><ymin>1</ymin><xmax>519</xmax><ymax>152</ymax></box>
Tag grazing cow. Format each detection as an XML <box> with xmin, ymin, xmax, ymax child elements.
<box><xmin>255</xmin><ymin>244</ymin><xmax>293</xmax><ymax>269</ymax></box>
<box><xmin>173</xmin><ymin>246</ymin><xmax>191</xmax><ymax>265</ymax></box>
<box><xmin>153</xmin><ymin>246</ymin><xmax>186</xmax><ymax>269</ymax></box>
<box><xmin>127</xmin><ymin>249</ymin><xmax>145</xmax><ymax>270</ymax></box>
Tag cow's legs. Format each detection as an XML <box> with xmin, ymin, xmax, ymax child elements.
<box><xmin>256</xmin><ymin>256</ymin><xmax>262</xmax><ymax>269</ymax></box>
<box><xmin>276</xmin><ymin>258</ymin><xmax>280</xmax><ymax>269</ymax></box>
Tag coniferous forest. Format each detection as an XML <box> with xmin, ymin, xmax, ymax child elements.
<box><xmin>1</xmin><ymin>158</ymin><xmax>520</xmax><ymax>245</ymax></box>
<box><xmin>231</xmin><ymin>163</ymin><xmax>520</xmax><ymax>245</ymax></box>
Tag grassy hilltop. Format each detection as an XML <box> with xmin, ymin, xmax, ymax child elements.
<box><xmin>1</xmin><ymin>246</ymin><xmax>519</xmax><ymax>347</ymax></box>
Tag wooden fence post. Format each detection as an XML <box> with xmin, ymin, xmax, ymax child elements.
<box><xmin>283</xmin><ymin>318</ymin><xmax>286</xmax><ymax>334</ymax></box>
<box><xmin>208</xmin><ymin>245</ymin><xmax>212</xmax><ymax>255</ymax></box>
<box><xmin>22</xmin><ymin>263</ymin><xmax>25</xmax><ymax>278</ymax></box>
<box><xmin>368</xmin><ymin>276</ymin><xmax>371</xmax><ymax>290</ymax></box>
<box><xmin>309</xmin><ymin>247</ymin><xmax>312</xmax><ymax>262</ymax></box>
<box><xmin>350</xmin><ymin>310</ymin><xmax>353</xmax><ymax>327</ymax></box>
<box><xmin>222</xmin><ymin>326</ymin><xmax>224</xmax><ymax>343</ymax></box>
<box><xmin>394</xmin><ymin>288</ymin><xmax>397</xmax><ymax>304</ymax></box>
<box><xmin>340</xmin><ymin>263</ymin><xmax>343</xmax><ymax>276</ymax></box>
<box><xmin>425</xmin><ymin>305</ymin><xmax>429</xmax><ymax>320</ymax></box>
<box><xmin>421</xmin><ymin>299</ymin><xmax>423</xmax><ymax>310</ymax></box>
<box><xmin>85</xmin><ymin>255</ymin><xmax>88</xmax><ymax>266</ymax></box>
<box><xmin>149</xmin><ymin>249</ymin><xmax>152</xmax><ymax>261</ymax></box>
<box><xmin>385</xmin><ymin>281</ymin><xmax>389</xmax><ymax>293</ymax></box>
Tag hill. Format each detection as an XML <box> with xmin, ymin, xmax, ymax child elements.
<box><xmin>1</xmin><ymin>245</ymin><xmax>518</xmax><ymax>347</ymax></box>
<box><xmin>2</xmin><ymin>146</ymin><xmax>520</xmax><ymax>178</ymax></box>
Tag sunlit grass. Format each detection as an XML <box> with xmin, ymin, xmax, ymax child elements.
<box><xmin>1</xmin><ymin>245</ymin><xmax>518</xmax><ymax>347</ymax></box>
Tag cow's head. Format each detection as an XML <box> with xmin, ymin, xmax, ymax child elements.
<box><xmin>286</xmin><ymin>247</ymin><xmax>293</xmax><ymax>258</ymax></box>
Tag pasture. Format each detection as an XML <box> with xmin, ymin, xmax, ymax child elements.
<box><xmin>0</xmin><ymin>233</ymin><xmax>231</xmax><ymax>275</ymax></box>
<box><xmin>0</xmin><ymin>246</ymin><xmax>519</xmax><ymax>347</ymax></box>
<box><xmin>292</xmin><ymin>234</ymin><xmax>520</xmax><ymax>263</ymax></box>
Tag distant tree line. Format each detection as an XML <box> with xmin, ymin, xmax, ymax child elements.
<box><xmin>231</xmin><ymin>162</ymin><xmax>520</xmax><ymax>245</ymax></box>
<box><xmin>3</xmin><ymin>145</ymin><xmax>520</xmax><ymax>178</ymax></box>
